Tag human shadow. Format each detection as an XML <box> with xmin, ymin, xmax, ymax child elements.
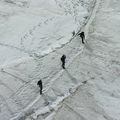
<box><xmin>84</xmin><ymin>41</ymin><xmax>93</xmax><ymax>52</ymax></box>
<box><xmin>65</xmin><ymin>69</ymin><xmax>78</xmax><ymax>84</ymax></box>
<box><xmin>41</xmin><ymin>93</ymin><xmax>49</xmax><ymax>106</ymax></box>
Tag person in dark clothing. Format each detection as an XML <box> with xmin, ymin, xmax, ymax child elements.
<box><xmin>37</xmin><ymin>80</ymin><xmax>43</xmax><ymax>95</ymax></box>
<box><xmin>78</xmin><ymin>32</ymin><xmax>85</xmax><ymax>44</ymax></box>
<box><xmin>61</xmin><ymin>55</ymin><xmax>66</xmax><ymax>69</ymax></box>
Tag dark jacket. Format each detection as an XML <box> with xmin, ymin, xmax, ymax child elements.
<box><xmin>37</xmin><ymin>80</ymin><xmax>43</xmax><ymax>89</ymax></box>
<box><xmin>61</xmin><ymin>55</ymin><xmax>66</xmax><ymax>62</ymax></box>
<box><xmin>78</xmin><ymin>32</ymin><xmax>85</xmax><ymax>38</ymax></box>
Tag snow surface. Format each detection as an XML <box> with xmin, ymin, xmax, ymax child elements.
<box><xmin>0</xmin><ymin>0</ymin><xmax>95</xmax><ymax>120</ymax></box>
<box><xmin>1</xmin><ymin>0</ymin><xmax>120</xmax><ymax>120</ymax></box>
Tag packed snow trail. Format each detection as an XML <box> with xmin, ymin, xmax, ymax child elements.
<box><xmin>51</xmin><ymin>0</ymin><xmax>120</xmax><ymax>120</ymax></box>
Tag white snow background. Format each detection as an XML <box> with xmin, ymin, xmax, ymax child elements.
<box><xmin>0</xmin><ymin>0</ymin><xmax>92</xmax><ymax>64</ymax></box>
<box><xmin>1</xmin><ymin>0</ymin><xmax>120</xmax><ymax>120</ymax></box>
<box><xmin>0</xmin><ymin>0</ymin><xmax>94</xmax><ymax>119</ymax></box>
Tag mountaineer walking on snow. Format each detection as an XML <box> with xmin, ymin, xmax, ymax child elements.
<box><xmin>61</xmin><ymin>55</ymin><xmax>66</xmax><ymax>69</ymax></box>
<box><xmin>78</xmin><ymin>32</ymin><xmax>85</xmax><ymax>44</ymax></box>
<box><xmin>37</xmin><ymin>80</ymin><xmax>43</xmax><ymax>95</ymax></box>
